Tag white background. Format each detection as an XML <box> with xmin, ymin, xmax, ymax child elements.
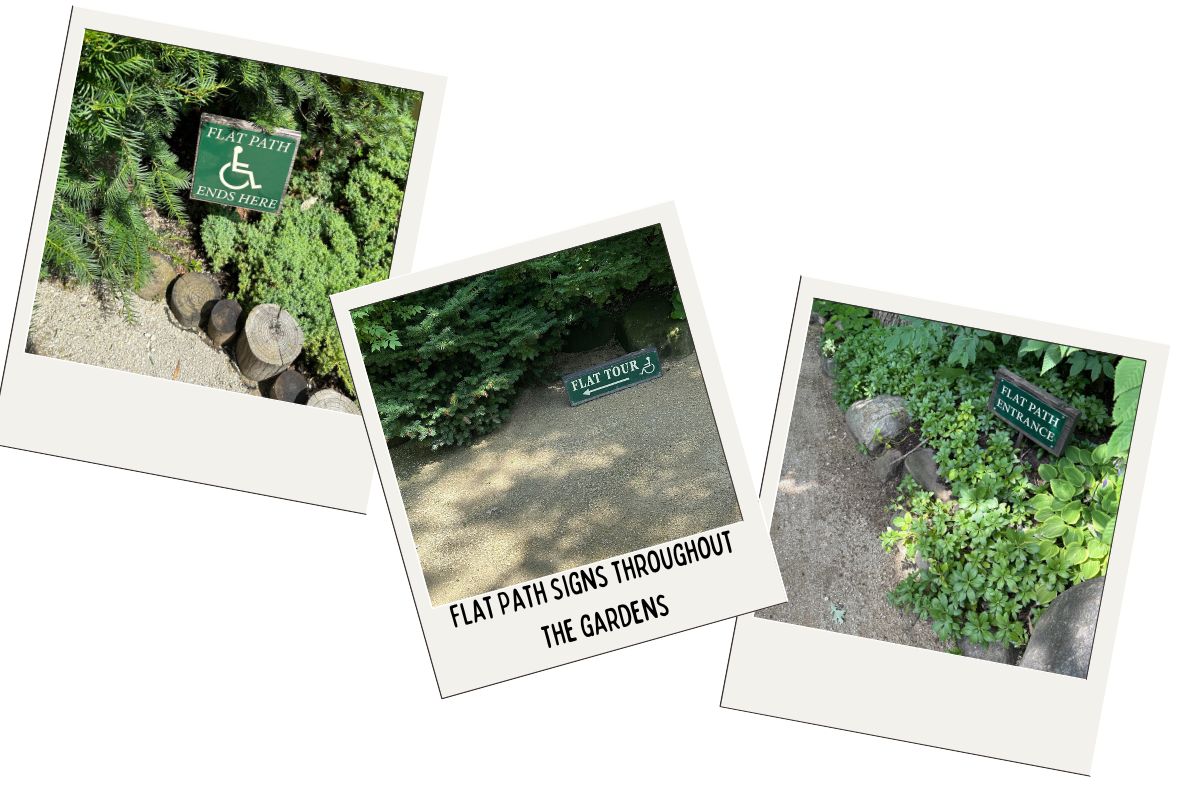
<box><xmin>0</xmin><ymin>1</ymin><xmax>1194</xmax><ymax>796</ymax></box>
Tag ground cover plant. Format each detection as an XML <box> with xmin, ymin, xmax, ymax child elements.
<box><xmin>351</xmin><ymin>225</ymin><xmax>678</xmax><ymax>449</ymax></box>
<box><xmin>816</xmin><ymin>301</ymin><xmax>1143</xmax><ymax>650</ymax></box>
<box><xmin>41</xmin><ymin>30</ymin><xmax>421</xmax><ymax>391</ymax></box>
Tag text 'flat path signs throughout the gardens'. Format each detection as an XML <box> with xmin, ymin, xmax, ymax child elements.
<box><xmin>190</xmin><ymin>114</ymin><xmax>300</xmax><ymax>213</ymax></box>
<box><xmin>562</xmin><ymin>347</ymin><xmax>662</xmax><ymax>406</ymax></box>
<box><xmin>989</xmin><ymin>367</ymin><xmax>1080</xmax><ymax>456</ymax></box>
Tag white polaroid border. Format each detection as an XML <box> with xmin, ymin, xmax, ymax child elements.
<box><xmin>331</xmin><ymin>205</ymin><xmax>786</xmax><ymax>696</ymax></box>
<box><xmin>720</xmin><ymin>278</ymin><xmax>1167</xmax><ymax>774</ymax></box>
<box><xmin>0</xmin><ymin>8</ymin><xmax>445</xmax><ymax>512</ymax></box>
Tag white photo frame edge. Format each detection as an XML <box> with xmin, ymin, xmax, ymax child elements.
<box><xmin>331</xmin><ymin>204</ymin><xmax>787</xmax><ymax>696</ymax></box>
<box><xmin>720</xmin><ymin>277</ymin><xmax>1168</xmax><ymax>774</ymax></box>
<box><xmin>0</xmin><ymin>7</ymin><xmax>446</xmax><ymax>512</ymax></box>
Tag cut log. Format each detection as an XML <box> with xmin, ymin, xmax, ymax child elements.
<box><xmin>307</xmin><ymin>388</ymin><xmax>359</xmax><ymax>415</ymax></box>
<box><xmin>206</xmin><ymin>298</ymin><xmax>243</xmax><ymax>347</ymax></box>
<box><xmin>235</xmin><ymin>304</ymin><xmax>304</xmax><ymax>382</ymax></box>
<box><xmin>270</xmin><ymin>368</ymin><xmax>308</xmax><ymax>403</ymax></box>
<box><xmin>168</xmin><ymin>273</ymin><xmax>221</xmax><ymax>330</ymax></box>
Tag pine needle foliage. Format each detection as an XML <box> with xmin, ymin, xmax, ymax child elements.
<box><xmin>351</xmin><ymin>225</ymin><xmax>676</xmax><ymax>449</ymax></box>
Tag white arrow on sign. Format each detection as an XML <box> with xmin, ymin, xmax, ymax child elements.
<box><xmin>583</xmin><ymin>377</ymin><xmax>629</xmax><ymax>396</ymax></box>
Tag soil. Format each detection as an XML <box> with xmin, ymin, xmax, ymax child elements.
<box><xmin>27</xmin><ymin>279</ymin><xmax>258</xmax><ymax>397</ymax></box>
<box><xmin>390</xmin><ymin>347</ymin><xmax>742</xmax><ymax>607</ymax></box>
<box><xmin>754</xmin><ymin>321</ymin><xmax>946</xmax><ymax>652</ymax></box>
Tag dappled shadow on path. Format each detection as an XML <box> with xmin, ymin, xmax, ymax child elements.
<box><xmin>392</xmin><ymin>350</ymin><xmax>741</xmax><ymax>606</ymax></box>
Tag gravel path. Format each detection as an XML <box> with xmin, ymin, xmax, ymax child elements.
<box><xmin>28</xmin><ymin>280</ymin><xmax>257</xmax><ymax>396</ymax></box>
<box><xmin>755</xmin><ymin>321</ymin><xmax>945</xmax><ymax>652</ymax></box>
<box><xmin>391</xmin><ymin>347</ymin><xmax>742</xmax><ymax>607</ymax></box>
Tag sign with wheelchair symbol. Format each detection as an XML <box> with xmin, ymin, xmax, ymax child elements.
<box><xmin>561</xmin><ymin>346</ymin><xmax>663</xmax><ymax>407</ymax></box>
<box><xmin>190</xmin><ymin>113</ymin><xmax>300</xmax><ymax>213</ymax></box>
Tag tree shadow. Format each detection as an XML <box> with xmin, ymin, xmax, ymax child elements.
<box><xmin>390</xmin><ymin>352</ymin><xmax>742</xmax><ymax>606</ymax></box>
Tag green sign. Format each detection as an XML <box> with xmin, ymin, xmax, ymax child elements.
<box><xmin>562</xmin><ymin>347</ymin><xmax>662</xmax><ymax>406</ymax></box>
<box><xmin>989</xmin><ymin>367</ymin><xmax>1079</xmax><ymax>456</ymax></box>
<box><xmin>190</xmin><ymin>114</ymin><xmax>300</xmax><ymax>213</ymax></box>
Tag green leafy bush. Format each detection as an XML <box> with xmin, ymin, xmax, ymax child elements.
<box><xmin>352</xmin><ymin>225</ymin><xmax>676</xmax><ymax>449</ymax></box>
<box><xmin>822</xmin><ymin>302</ymin><xmax>1140</xmax><ymax>648</ymax></box>
<box><xmin>45</xmin><ymin>31</ymin><xmax>421</xmax><ymax>387</ymax></box>
<box><xmin>202</xmin><ymin>201</ymin><xmax>380</xmax><ymax>388</ymax></box>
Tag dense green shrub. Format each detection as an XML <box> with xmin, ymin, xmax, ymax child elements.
<box><xmin>44</xmin><ymin>30</ymin><xmax>420</xmax><ymax>387</ymax></box>
<box><xmin>203</xmin><ymin>201</ymin><xmax>379</xmax><ymax>388</ymax></box>
<box><xmin>817</xmin><ymin>301</ymin><xmax>1142</xmax><ymax>648</ymax></box>
<box><xmin>42</xmin><ymin>31</ymin><xmax>220</xmax><ymax>298</ymax></box>
<box><xmin>352</xmin><ymin>225</ymin><xmax>676</xmax><ymax>449</ymax></box>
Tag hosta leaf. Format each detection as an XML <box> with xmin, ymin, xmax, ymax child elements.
<box><xmin>1062</xmin><ymin>464</ymin><xmax>1086</xmax><ymax>488</ymax></box>
<box><xmin>1029</xmin><ymin>493</ymin><xmax>1055</xmax><ymax>510</ymax></box>
<box><xmin>1034</xmin><ymin>506</ymin><xmax>1058</xmax><ymax>523</ymax></box>
<box><xmin>1087</xmin><ymin>538</ymin><xmax>1110</xmax><ymax>559</ymax></box>
<box><xmin>1060</xmin><ymin>501</ymin><xmax>1082</xmax><ymax>525</ymax></box>
<box><xmin>1079</xmin><ymin>558</ymin><xmax>1102</xmax><ymax>580</ymax></box>
<box><xmin>1038</xmin><ymin>464</ymin><xmax>1058</xmax><ymax>481</ymax></box>
<box><xmin>1050</xmin><ymin>479</ymin><xmax>1077</xmax><ymax>500</ymax></box>
<box><xmin>1038</xmin><ymin>516</ymin><xmax>1066</xmax><ymax>538</ymax></box>
<box><xmin>1063</xmin><ymin>544</ymin><xmax>1088</xmax><ymax>566</ymax></box>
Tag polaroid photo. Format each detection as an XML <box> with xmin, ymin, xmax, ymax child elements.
<box><xmin>331</xmin><ymin>205</ymin><xmax>786</xmax><ymax>696</ymax></box>
<box><xmin>0</xmin><ymin>9</ymin><xmax>444</xmax><ymax>511</ymax></box>
<box><xmin>721</xmin><ymin>278</ymin><xmax>1167</xmax><ymax>773</ymax></box>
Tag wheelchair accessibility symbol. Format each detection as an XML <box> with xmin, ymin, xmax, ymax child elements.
<box><xmin>219</xmin><ymin>146</ymin><xmax>262</xmax><ymax>191</ymax></box>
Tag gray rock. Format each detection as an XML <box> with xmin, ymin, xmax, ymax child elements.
<box><xmin>872</xmin><ymin>448</ymin><xmax>905</xmax><ymax>482</ymax></box>
<box><xmin>616</xmin><ymin>295</ymin><xmax>694</xmax><ymax>358</ymax></box>
<box><xmin>821</xmin><ymin>357</ymin><xmax>836</xmax><ymax>379</ymax></box>
<box><xmin>134</xmin><ymin>252</ymin><xmax>177</xmax><ymax>302</ymax></box>
<box><xmin>960</xmin><ymin>638</ymin><xmax>1019</xmax><ymax>665</ymax></box>
<box><xmin>904</xmin><ymin>448</ymin><xmax>952</xmax><ymax>501</ymax></box>
<box><xmin>844</xmin><ymin>395</ymin><xmax>909</xmax><ymax>453</ymax></box>
<box><xmin>562</xmin><ymin>311</ymin><xmax>615</xmax><ymax>353</ymax></box>
<box><xmin>1021</xmin><ymin>577</ymin><xmax>1105</xmax><ymax>678</ymax></box>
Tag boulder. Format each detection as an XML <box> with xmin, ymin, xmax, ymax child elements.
<box><xmin>135</xmin><ymin>251</ymin><xmax>177</xmax><ymax>302</ymax></box>
<box><xmin>904</xmin><ymin>448</ymin><xmax>952</xmax><ymax>502</ymax></box>
<box><xmin>1021</xmin><ymin>577</ymin><xmax>1105</xmax><ymax>679</ymax></box>
<box><xmin>872</xmin><ymin>448</ymin><xmax>905</xmax><ymax>482</ymax></box>
<box><xmin>616</xmin><ymin>295</ymin><xmax>694</xmax><ymax>358</ymax></box>
<box><xmin>562</xmin><ymin>311</ymin><xmax>615</xmax><ymax>353</ymax></box>
<box><xmin>844</xmin><ymin>395</ymin><xmax>909</xmax><ymax>453</ymax></box>
<box><xmin>959</xmin><ymin>637</ymin><xmax>1019</xmax><ymax>665</ymax></box>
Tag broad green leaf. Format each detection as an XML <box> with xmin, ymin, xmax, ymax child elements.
<box><xmin>1050</xmin><ymin>479</ymin><xmax>1077</xmax><ymax>500</ymax></box>
<box><xmin>1112</xmin><ymin>390</ymin><xmax>1139</xmax><ymax>425</ymax></box>
<box><xmin>1038</xmin><ymin>464</ymin><xmax>1058</xmax><ymax>481</ymax></box>
<box><xmin>1087</xmin><ymin>538</ymin><xmax>1109</xmax><ymax>559</ymax></box>
<box><xmin>1063</xmin><ymin>544</ymin><xmax>1088</xmax><ymax>566</ymax></box>
<box><xmin>1060</xmin><ymin>501</ymin><xmax>1082</xmax><ymax>525</ymax></box>
<box><xmin>1080</xmin><ymin>558</ymin><xmax>1102</xmax><ymax>580</ymax></box>
<box><xmin>1062</xmin><ymin>464</ymin><xmax>1086</xmax><ymax>488</ymax></box>
<box><xmin>1109</xmin><ymin>421</ymin><xmax>1134</xmax><ymax>456</ymax></box>
<box><xmin>1041</xmin><ymin>348</ymin><xmax>1061</xmax><ymax>374</ymax></box>
<box><xmin>1038</xmin><ymin>516</ymin><xmax>1066</xmax><ymax>539</ymax></box>
<box><xmin>1113</xmin><ymin>358</ymin><xmax>1145</xmax><ymax>398</ymax></box>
